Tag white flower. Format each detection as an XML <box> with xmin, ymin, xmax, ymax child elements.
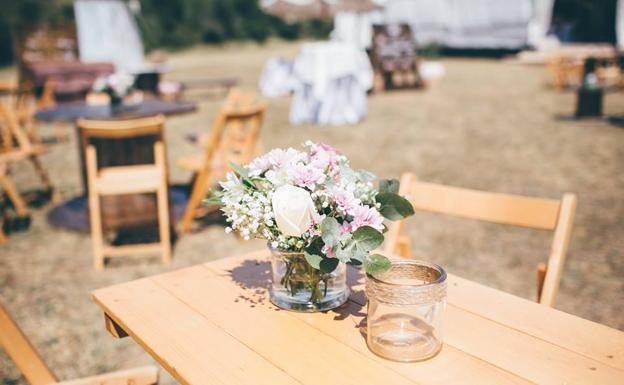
<box><xmin>271</xmin><ymin>185</ymin><xmax>316</xmax><ymax>237</ymax></box>
<box><xmin>265</xmin><ymin>168</ymin><xmax>290</xmax><ymax>187</ymax></box>
<box><xmin>92</xmin><ymin>76</ymin><xmax>107</xmax><ymax>92</ymax></box>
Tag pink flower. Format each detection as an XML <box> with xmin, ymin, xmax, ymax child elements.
<box><xmin>248</xmin><ymin>148</ymin><xmax>307</xmax><ymax>176</ymax></box>
<box><xmin>330</xmin><ymin>188</ymin><xmax>360</xmax><ymax>215</ymax></box>
<box><xmin>339</xmin><ymin>222</ymin><xmax>352</xmax><ymax>235</ymax></box>
<box><xmin>349</xmin><ymin>205</ymin><xmax>384</xmax><ymax>232</ymax></box>
<box><xmin>322</xmin><ymin>244</ymin><xmax>336</xmax><ymax>258</ymax></box>
<box><xmin>309</xmin><ymin>142</ymin><xmax>343</xmax><ymax>171</ymax></box>
<box><xmin>288</xmin><ymin>163</ymin><xmax>326</xmax><ymax>190</ymax></box>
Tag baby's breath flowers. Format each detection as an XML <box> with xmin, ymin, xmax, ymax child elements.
<box><xmin>207</xmin><ymin>141</ymin><xmax>415</xmax><ymax>275</ymax></box>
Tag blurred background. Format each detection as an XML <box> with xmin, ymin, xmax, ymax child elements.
<box><xmin>0</xmin><ymin>1</ymin><xmax>622</xmax><ymax>384</ymax></box>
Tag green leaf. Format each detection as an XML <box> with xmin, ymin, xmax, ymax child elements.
<box><xmin>348</xmin><ymin>258</ymin><xmax>363</xmax><ymax>266</ymax></box>
<box><xmin>229</xmin><ymin>162</ymin><xmax>249</xmax><ymax>178</ymax></box>
<box><xmin>379</xmin><ymin>179</ymin><xmax>400</xmax><ymax>194</ymax></box>
<box><xmin>364</xmin><ymin>254</ymin><xmax>392</xmax><ymax>275</ymax></box>
<box><xmin>321</xmin><ymin>217</ymin><xmax>340</xmax><ymax>248</ymax></box>
<box><xmin>335</xmin><ymin>241</ymin><xmax>365</xmax><ymax>263</ymax></box>
<box><xmin>305</xmin><ymin>237</ymin><xmax>324</xmax><ymax>256</ymax></box>
<box><xmin>376</xmin><ymin>192</ymin><xmax>415</xmax><ymax>220</ymax></box>
<box><xmin>319</xmin><ymin>257</ymin><xmax>340</xmax><ymax>273</ymax></box>
<box><xmin>304</xmin><ymin>252</ymin><xmax>322</xmax><ymax>270</ymax></box>
<box><xmin>352</xmin><ymin>226</ymin><xmax>384</xmax><ymax>251</ymax></box>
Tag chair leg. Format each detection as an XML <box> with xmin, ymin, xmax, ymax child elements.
<box><xmin>89</xmin><ymin>193</ymin><xmax>105</xmax><ymax>270</ymax></box>
<box><xmin>157</xmin><ymin>179</ymin><xmax>172</xmax><ymax>265</ymax></box>
<box><xmin>180</xmin><ymin>171</ymin><xmax>210</xmax><ymax>234</ymax></box>
<box><xmin>28</xmin><ymin>155</ymin><xmax>60</xmax><ymax>203</ymax></box>
<box><xmin>536</xmin><ymin>263</ymin><xmax>547</xmax><ymax>303</ymax></box>
<box><xmin>397</xmin><ymin>235</ymin><xmax>413</xmax><ymax>258</ymax></box>
<box><xmin>53</xmin><ymin>122</ymin><xmax>67</xmax><ymax>143</ymax></box>
<box><xmin>0</xmin><ymin>173</ymin><xmax>29</xmax><ymax>217</ymax></box>
<box><xmin>0</xmin><ymin>226</ymin><xmax>7</xmax><ymax>244</ymax></box>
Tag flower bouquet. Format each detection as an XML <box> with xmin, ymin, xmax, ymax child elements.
<box><xmin>208</xmin><ymin>142</ymin><xmax>414</xmax><ymax>312</ymax></box>
<box><xmin>92</xmin><ymin>72</ymin><xmax>135</xmax><ymax>107</ymax></box>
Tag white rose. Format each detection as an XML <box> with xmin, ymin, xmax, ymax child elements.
<box><xmin>272</xmin><ymin>185</ymin><xmax>316</xmax><ymax>237</ymax></box>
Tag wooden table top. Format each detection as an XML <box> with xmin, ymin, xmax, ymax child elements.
<box><xmin>34</xmin><ymin>99</ymin><xmax>197</xmax><ymax>122</ymax></box>
<box><xmin>92</xmin><ymin>249</ymin><xmax>624</xmax><ymax>385</ymax></box>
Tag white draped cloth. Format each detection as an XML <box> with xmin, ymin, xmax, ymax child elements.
<box><xmin>259</xmin><ymin>58</ymin><xmax>298</xmax><ymax>98</ymax></box>
<box><xmin>289</xmin><ymin>42</ymin><xmax>373</xmax><ymax>126</ymax></box>
<box><xmin>74</xmin><ymin>0</ymin><xmax>166</xmax><ymax>74</ymax></box>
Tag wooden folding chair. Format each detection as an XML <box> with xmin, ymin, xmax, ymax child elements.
<box><xmin>79</xmin><ymin>116</ymin><xmax>172</xmax><ymax>270</ymax></box>
<box><xmin>384</xmin><ymin>173</ymin><xmax>577</xmax><ymax>307</ymax></box>
<box><xmin>0</xmin><ymin>102</ymin><xmax>59</xmax><ymax>210</ymax></box>
<box><xmin>0</xmin><ymin>300</ymin><xmax>158</xmax><ymax>385</ymax></box>
<box><xmin>177</xmin><ymin>89</ymin><xmax>266</xmax><ymax>234</ymax></box>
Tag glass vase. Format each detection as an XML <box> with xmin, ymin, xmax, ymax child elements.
<box><xmin>366</xmin><ymin>259</ymin><xmax>447</xmax><ymax>362</ymax></box>
<box><xmin>269</xmin><ymin>246</ymin><xmax>349</xmax><ymax>312</ymax></box>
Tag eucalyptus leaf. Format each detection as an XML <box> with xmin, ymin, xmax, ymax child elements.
<box><xmin>379</xmin><ymin>179</ymin><xmax>400</xmax><ymax>194</ymax></box>
<box><xmin>305</xmin><ymin>237</ymin><xmax>325</xmax><ymax>256</ymax></box>
<box><xmin>229</xmin><ymin>162</ymin><xmax>249</xmax><ymax>178</ymax></box>
<box><xmin>364</xmin><ymin>254</ymin><xmax>392</xmax><ymax>275</ymax></box>
<box><xmin>352</xmin><ymin>226</ymin><xmax>384</xmax><ymax>251</ymax></box>
<box><xmin>321</xmin><ymin>217</ymin><xmax>341</xmax><ymax>248</ymax></box>
<box><xmin>304</xmin><ymin>252</ymin><xmax>322</xmax><ymax>270</ymax></box>
<box><xmin>319</xmin><ymin>257</ymin><xmax>339</xmax><ymax>273</ymax></box>
<box><xmin>376</xmin><ymin>192</ymin><xmax>415</xmax><ymax>220</ymax></box>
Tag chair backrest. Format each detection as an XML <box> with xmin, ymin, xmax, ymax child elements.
<box><xmin>384</xmin><ymin>173</ymin><xmax>577</xmax><ymax>307</ymax></box>
<box><xmin>202</xmin><ymin>89</ymin><xmax>266</xmax><ymax>174</ymax></box>
<box><xmin>77</xmin><ymin>115</ymin><xmax>166</xmax><ymax>169</ymax></box>
<box><xmin>0</xmin><ymin>301</ymin><xmax>58</xmax><ymax>385</ymax></box>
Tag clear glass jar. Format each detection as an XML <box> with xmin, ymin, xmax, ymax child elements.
<box><xmin>366</xmin><ymin>260</ymin><xmax>447</xmax><ymax>362</ymax></box>
<box><xmin>269</xmin><ymin>246</ymin><xmax>349</xmax><ymax>312</ymax></box>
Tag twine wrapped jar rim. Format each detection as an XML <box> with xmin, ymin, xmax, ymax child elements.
<box><xmin>366</xmin><ymin>259</ymin><xmax>447</xmax><ymax>305</ymax></box>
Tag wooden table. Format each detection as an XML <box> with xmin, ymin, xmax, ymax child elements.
<box><xmin>34</xmin><ymin>99</ymin><xmax>196</xmax><ymax>122</ymax></box>
<box><xmin>93</xmin><ymin>250</ymin><xmax>624</xmax><ymax>385</ymax></box>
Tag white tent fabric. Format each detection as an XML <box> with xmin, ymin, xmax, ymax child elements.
<box><xmin>332</xmin><ymin>0</ymin><xmax>537</xmax><ymax>49</ymax></box>
<box><xmin>74</xmin><ymin>0</ymin><xmax>146</xmax><ymax>73</ymax></box>
<box><xmin>382</xmin><ymin>0</ymin><xmax>533</xmax><ymax>49</ymax></box>
<box><xmin>259</xmin><ymin>58</ymin><xmax>299</xmax><ymax>97</ymax></box>
<box><xmin>527</xmin><ymin>0</ymin><xmax>555</xmax><ymax>49</ymax></box>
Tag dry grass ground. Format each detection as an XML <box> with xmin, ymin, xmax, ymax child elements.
<box><xmin>1</xmin><ymin>40</ymin><xmax>623</xmax><ymax>384</ymax></box>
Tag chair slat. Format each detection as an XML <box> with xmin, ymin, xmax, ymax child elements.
<box><xmin>409</xmin><ymin>181</ymin><xmax>561</xmax><ymax>230</ymax></box>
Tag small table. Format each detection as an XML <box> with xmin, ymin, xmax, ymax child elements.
<box><xmin>34</xmin><ymin>99</ymin><xmax>196</xmax><ymax>122</ymax></box>
<box><xmin>40</xmin><ymin>99</ymin><xmax>197</xmax><ymax>232</ymax></box>
<box><xmin>93</xmin><ymin>249</ymin><xmax>624</xmax><ymax>385</ymax></box>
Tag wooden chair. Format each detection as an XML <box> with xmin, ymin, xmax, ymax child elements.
<box><xmin>0</xmin><ymin>102</ymin><xmax>59</xmax><ymax>211</ymax></box>
<box><xmin>177</xmin><ymin>89</ymin><xmax>266</xmax><ymax>234</ymax></box>
<box><xmin>79</xmin><ymin>116</ymin><xmax>172</xmax><ymax>270</ymax></box>
<box><xmin>383</xmin><ymin>173</ymin><xmax>577</xmax><ymax>307</ymax></box>
<box><xmin>0</xmin><ymin>300</ymin><xmax>158</xmax><ymax>385</ymax></box>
